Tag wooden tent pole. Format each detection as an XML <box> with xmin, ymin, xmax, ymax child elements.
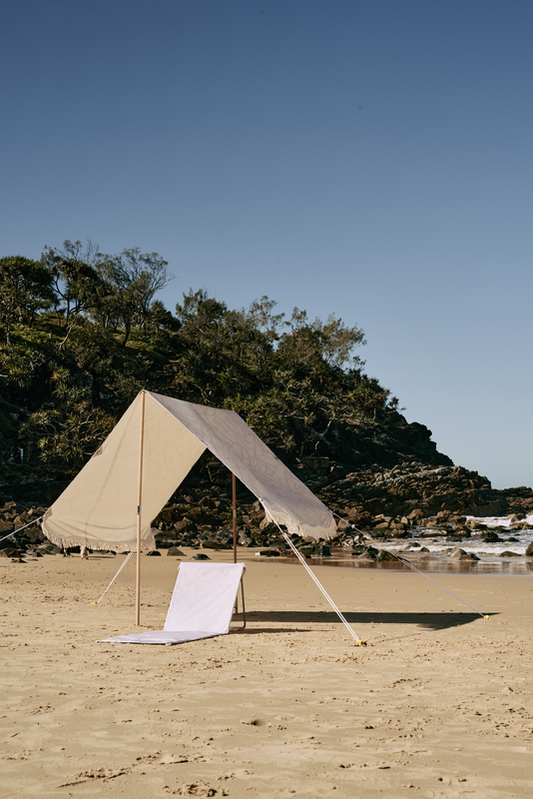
<box><xmin>232</xmin><ymin>472</ymin><xmax>239</xmax><ymax>614</ymax></box>
<box><xmin>232</xmin><ymin>472</ymin><xmax>237</xmax><ymax>564</ymax></box>
<box><xmin>135</xmin><ymin>390</ymin><xmax>146</xmax><ymax>626</ymax></box>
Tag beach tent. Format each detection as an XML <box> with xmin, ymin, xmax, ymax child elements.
<box><xmin>38</xmin><ymin>389</ymin><xmax>483</xmax><ymax>644</ymax></box>
<box><xmin>41</xmin><ymin>390</ymin><xmax>348</xmax><ymax>629</ymax></box>
<box><xmin>42</xmin><ymin>389</ymin><xmax>337</xmax><ymax>553</ymax></box>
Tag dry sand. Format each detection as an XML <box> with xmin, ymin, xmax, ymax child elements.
<box><xmin>1</xmin><ymin>549</ymin><xmax>532</xmax><ymax>798</ymax></box>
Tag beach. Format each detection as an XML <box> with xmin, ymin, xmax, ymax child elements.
<box><xmin>1</xmin><ymin>550</ymin><xmax>533</xmax><ymax>798</ymax></box>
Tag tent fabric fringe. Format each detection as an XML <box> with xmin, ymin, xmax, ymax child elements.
<box><xmin>40</xmin><ymin>525</ymin><xmax>155</xmax><ymax>553</ymax></box>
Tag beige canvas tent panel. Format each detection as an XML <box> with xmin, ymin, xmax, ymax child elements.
<box><xmin>42</xmin><ymin>391</ymin><xmax>206</xmax><ymax>552</ymax></box>
<box><xmin>42</xmin><ymin>390</ymin><xmax>336</xmax><ymax>552</ymax></box>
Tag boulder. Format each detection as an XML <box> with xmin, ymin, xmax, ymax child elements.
<box><xmin>376</xmin><ymin>549</ymin><xmax>397</xmax><ymax>562</ymax></box>
<box><xmin>0</xmin><ymin>548</ymin><xmax>20</xmax><ymax>558</ymax></box>
<box><xmin>173</xmin><ymin>519</ymin><xmax>191</xmax><ymax>532</ymax></box>
<box><xmin>449</xmin><ymin>547</ymin><xmax>466</xmax><ymax>558</ymax></box>
<box><xmin>0</xmin><ymin>521</ymin><xmax>15</xmax><ymax>535</ymax></box>
<box><xmin>448</xmin><ymin>547</ymin><xmax>479</xmax><ymax>561</ymax></box>
<box><xmin>356</xmin><ymin>546</ymin><xmax>379</xmax><ymax>560</ymax></box>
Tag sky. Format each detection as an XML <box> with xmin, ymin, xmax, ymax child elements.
<box><xmin>2</xmin><ymin>0</ymin><xmax>532</xmax><ymax>490</ymax></box>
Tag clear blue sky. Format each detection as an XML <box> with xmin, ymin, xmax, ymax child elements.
<box><xmin>2</xmin><ymin>0</ymin><xmax>532</xmax><ymax>490</ymax></box>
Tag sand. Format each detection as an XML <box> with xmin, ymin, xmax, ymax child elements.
<box><xmin>1</xmin><ymin>549</ymin><xmax>533</xmax><ymax>798</ymax></box>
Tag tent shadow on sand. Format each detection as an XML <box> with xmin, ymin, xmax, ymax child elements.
<box><xmin>243</xmin><ymin>610</ymin><xmax>498</xmax><ymax>632</ymax></box>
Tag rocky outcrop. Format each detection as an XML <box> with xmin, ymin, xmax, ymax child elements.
<box><xmin>318</xmin><ymin>463</ymin><xmax>529</xmax><ymax>522</ymax></box>
<box><xmin>1</xmin><ymin>412</ymin><xmax>532</xmax><ymax>551</ymax></box>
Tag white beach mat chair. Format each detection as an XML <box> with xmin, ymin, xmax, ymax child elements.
<box><xmin>101</xmin><ymin>562</ymin><xmax>245</xmax><ymax>645</ymax></box>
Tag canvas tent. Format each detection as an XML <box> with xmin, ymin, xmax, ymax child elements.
<box><xmin>42</xmin><ymin>389</ymin><xmax>337</xmax><ymax>553</ymax></box>
<box><xmin>39</xmin><ymin>391</ymin><xmax>487</xmax><ymax>643</ymax></box>
<box><xmin>41</xmin><ymin>390</ymin><xmax>366</xmax><ymax>642</ymax></box>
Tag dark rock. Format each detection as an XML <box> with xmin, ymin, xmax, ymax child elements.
<box><xmin>146</xmin><ymin>550</ymin><xmax>161</xmax><ymax>556</ymax></box>
<box><xmin>484</xmin><ymin>531</ymin><xmax>500</xmax><ymax>543</ymax></box>
<box><xmin>172</xmin><ymin>519</ymin><xmax>191</xmax><ymax>532</ymax></box>
<box><xmin>36</xmin><ymin>542</ymin><xmax>58</xmax><ymax>553</ymax></box>
<box><xmin>376</xmin><ymin>549</ymin><xmax>397</xmax><ymax>561</ymax></box>
<box><xmin>356</xmin><ymin>546</ymin><xmax>379</xmax><ymax>560</ymax></box>
<box><xmin>0</xmin><ymin>548</ymin><xmax>20</xmax><ymax>558</ymax></box>
<box><xmin>0</xmin><ymin>521</ymin><xmax>15</xmax><ymax>535</ymax></box>
<box><xmin>154</xmin><ymin>539</ymin><xmax>173</xmax><ymax>549</ymax></box>
<box><xmin>191</xmin><ymin>553</ymin><xmax>211</xmax><ymax>560</ymax></box>
<box><xmin>499</xmin><ymin>550</ymin><xmax>521</xmax><ymax>557</ymax></box>
<box><xmin>390</xmin><ymin>529</ymin><xmax>410</xmax><ymax>539</ymax></box>
<box><xmin>167</xmin><ymin>547</ymin><xmax>185</xmax><ymax>556</ymax></box>
<box><xmin>449</xmin><ymin>547</ymin><xmax>466</xmax><ymax>558</ymax></box>
<box><xmin>525</xmin><ymin>542</ymin><xmax>533</xmax><ymax>556</ymax></box>
<box><xmin>449</xmin><ymin>547</ymin><xmax>479</xmax><ymax>561</ymax></box>
<box><xmin>0</xmin><ymin>538</ymin><xmax>17</xmax><ymax>551</ymax></box>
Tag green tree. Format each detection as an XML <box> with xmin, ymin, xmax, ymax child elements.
<box><xmin>22</xmin><ymin>365</ymin><xmax>115</xmax><ymax>471</ymax></box>
<box><xmin>277</xmin><ymin>308</ymin><xmax>365</xmax><ymax>372</ymax></box>
<box><xmin>0</xmin><ymin>256</ymin><xmax>55</xmax><ymax>347</ymax></box>
<box><xmin>95</xmin><ymin>248</ymin><xmax>173</xmax><ymax>345</ymax></box>
<box><xmin>172</xmin><ymin>290</ymin><xmax>276</xmax><ymax>405</ymax></box>
<box><xmin>41</xmin><ymin>240</ymin><xmax>105</xmax><ymax>347</ymax></box>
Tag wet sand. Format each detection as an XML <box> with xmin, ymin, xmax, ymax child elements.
<box><xmin>1</xmin><ymin>549</ymin><xmax>532</xmax><ymax>798</ymax></box>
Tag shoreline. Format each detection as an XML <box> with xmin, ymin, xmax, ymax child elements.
<box><xmin>16</xmin><ymin>541</ymin><xmax>533</xmax><ymax>575</ymax></box>
<box><xmin>253</xmin><ymin>550</ymin><xmax>533</xmax><ymax>576</ymax></box>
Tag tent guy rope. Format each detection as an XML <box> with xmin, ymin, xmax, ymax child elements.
<box><xmin>272</xmin><ymin>520</ymin><xmax>366</xmax><ymax>646</ymax></box>
<box><xmin>92</xmin><ymin>551</ymin><xmax>134</xmax><ymax>605</ymax></box>
<box><xmin>334</xmin><ymin>513</ymin><xmax>490</xmax><ymax>620</ymax></box>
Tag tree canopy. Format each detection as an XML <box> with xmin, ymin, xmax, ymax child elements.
<box><xmin>0</xmin><ymin>241</ymin><xmax>400</xmax><ymax>480</ymax></box>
